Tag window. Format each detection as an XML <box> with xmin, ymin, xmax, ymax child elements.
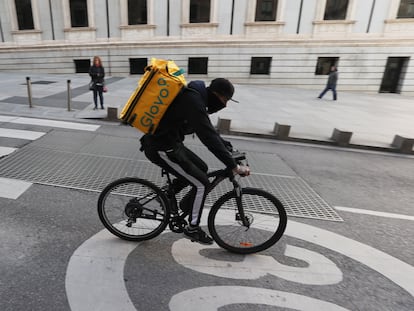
<box><xmin>74</xmin><ymin>59</ymin><xmax>90</xmax><ymax>73</ymax></box>
<box><xmin>397</xmin><ymin>0</ymin><xmax>414</xmax><ymax>18</ymax></box>
<box><xmin>15</xmin><ymin>0</ymin><xmax>34</xmax><ymax>30</ymax></box>
<box><xmin>315</xmin><ymin>57</ymin><xmax>339</xmax><ymax>75</ymax></box>
<box><xmin>380</xmin><ymin>57</ymin><xmax>410</xmax><ymax>93</ymax></box>
<box><xmin>70</xmin><ymin>0</ymin><xmax>89</xmax><ymax>27</ymax></box>
<box><xmin>190</xmin><ymin>0</ymin><xmax>210</xmax><ymax>23</ymax></box>
<box><xmin>324</xmin><ymin>0</ymin><xmax>349</xmax><ymax>20</ymax></box>
<box><xmin>188</xmin><ymin>57</ymin><xmax>208</xmax><ymax>74</ymax></box>
<box><xmin>255</xmin><ymin>0</ymin><xmax>278</xmax><ymax>21</ymax></box>
<box><xmin>128</xmin><ymin>0</ymin><xmax>147</xmax><ymax>25</ymax></box>
<box><xmin>129</xmin><ymin>58</ymin><xmax>147</xmax><ymax>74</ymax></box>
<box><xmin>250</xmin><ymin>57</ymin><xmax>272</xmax><ymax>75</ymax></box>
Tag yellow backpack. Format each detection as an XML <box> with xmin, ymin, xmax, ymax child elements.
<box><xmin>119</xmin><ymin>58</ymin><xmax>187</xmax><ymax>134</ymax></box>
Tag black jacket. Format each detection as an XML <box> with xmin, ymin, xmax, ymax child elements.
<box><xmin>89</xmin><ymin>65</ymin><xmax>105</xmax><ymax>84</ymax></box>
<box><xmin>327</xmin><ymin>70</ymin><xmax>338</xmax><ymax>86</ymax></box>
<box><xmin>143</xmin><ymin>81</ymin><xmax>237</xmax><ymax>169</ymax></box>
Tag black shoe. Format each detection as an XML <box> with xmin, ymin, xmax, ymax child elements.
<box><xmin>183</xmin><ymin>225</ymin><xmax>213</xmax><ymax>245</ymax></box>
<box><xmin>101</xmin><ymin>106</ymin><xmax>104</xmax><ymax>109</ymax></box>
<box><xmin>93</xmin><ymin>107</ymin><xmax>97</xmax><ymax>110</ymax></box>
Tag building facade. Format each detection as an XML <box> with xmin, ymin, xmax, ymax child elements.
<box><xmin>0</xmin><ymin>0</ymin><xmax>413</xmax><ymax>95</ymax></box>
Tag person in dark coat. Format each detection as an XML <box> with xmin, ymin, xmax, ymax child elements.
<box><xmin>89</xmin><ymin>56</ymin><xmax>105</xmax><ymax>110</ymax></box>
<box><xmin>141</xmin><ymin>78</ymin><xmax>250</xmax><ymax>244</ymax></box>
<box><xmin>318</xmin><ymin>65</ymin><xmax>338</xmax><ymax>101</ymax></box>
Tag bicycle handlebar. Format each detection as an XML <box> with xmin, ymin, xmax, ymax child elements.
<box><xmin>231</xmin><ymin>150</ymin><xmax>247</xmax><ymax>164</ymax></box>
<box><xmin>206</xmin><ymin>151</ymin><xmax>248</xmax><ymax>180</ymax></box>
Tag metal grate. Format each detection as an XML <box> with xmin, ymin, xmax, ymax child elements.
<box><xmin>0</xmin><ymin>132</ymin><xmax>343</xmax><ymax>222</ymax></box>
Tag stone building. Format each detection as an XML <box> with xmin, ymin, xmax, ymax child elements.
<box><xmin>0</xmin><ymin>0</ymin><xmax>413</xmax><ymax>95</ymax></box>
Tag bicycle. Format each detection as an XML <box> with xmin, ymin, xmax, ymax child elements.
<box><xmin>97</xmin><ymin>151</ymin><xmax>287</xmax><ymax>254</ymax></box>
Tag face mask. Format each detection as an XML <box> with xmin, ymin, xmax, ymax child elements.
<box><xmin>207</xmin><ymin>89</ymin><xmax>225</xmax><ymax>114</ymax></box>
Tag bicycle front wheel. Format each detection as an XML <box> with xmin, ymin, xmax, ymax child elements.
<box><xmin>208</xmin><ymin>187</ymin><xmax>287</xmax><ymax>254</ymax></box>
<box><xmin>98</xmin><ymin>177</ymin><xmax>170</xmax><ymax>241</ymax></box>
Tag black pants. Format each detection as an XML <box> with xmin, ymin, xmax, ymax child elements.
<box><xmin>319</xmin><ymin>84</ymin><xmax>337</xmax><ymax>100</ymax></box>
<box><xmin>144</xmin><ymin>143</ymin><xmax>209</xmax><ymax>226</ymax></box>
<box><xmin>93</xmin><ymin>86</ymin><xmax>104</xmax><ymax>108</ymax></box>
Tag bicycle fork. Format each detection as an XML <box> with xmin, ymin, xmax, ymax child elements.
<box><xmin>233</xmin><ymin>180</ymin><xmax>250</xmax><ymax>228</ymax></box>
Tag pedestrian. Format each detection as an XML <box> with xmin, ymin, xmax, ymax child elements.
<box><xmin>89</xmin><ymin>56</ymin><xmax>105</xmax><ymax>110</ymax></box>
<box><xmin>140</xmin><ymin>78</ymin><xmax>250</xmax><ymax>244</ymax></box>
<box><xmin>318</xmin><ymin>65</ymin><xmax>338</xmax><ymax>101</ymax></box>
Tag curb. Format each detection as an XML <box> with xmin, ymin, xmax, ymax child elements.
<box><xmin>216</xmin><ymin>118</ymin><xmax>414</xmax><ymax>155</ymax></box>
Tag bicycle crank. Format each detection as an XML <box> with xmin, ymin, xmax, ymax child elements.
<box><xmin>169</xmin><ymin>217</ymin><xmax>187</xmax><ymax>233</ymax></box>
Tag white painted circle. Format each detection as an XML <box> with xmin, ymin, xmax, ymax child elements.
<box><xmin>66</xmin><ymin>214</ymin><xmax>414</xmax><ymax>310</ymax></box>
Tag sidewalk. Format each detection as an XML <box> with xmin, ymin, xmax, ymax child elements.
<box><xmin>0</xmin><ymin>72</ymin><xmax>413</xmax><ymax>152</ymax></box>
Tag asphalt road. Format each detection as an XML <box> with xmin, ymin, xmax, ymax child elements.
<box><xmin>0</xmin><ymin>121</ymin><xmax>413</xmax><ymax>311</ymax></box>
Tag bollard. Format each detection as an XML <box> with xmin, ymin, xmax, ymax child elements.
<box><xmin>331</xmin><ymin>128</ymin><xmax>353</xmax><ymax>146</ymax></box>
<box><xmin>26</xmin><ymin>77</ymin><xmax>33</xmax><ymax>108</ymax></box>
<box><xmin>107</xmin><ymin>107</ymin><xmax>118</xmax><ymax>121</ymax></box>
<box><xmin>392</xmin><ymin>135</ymin><xmax>414</xmax><ymax>154</ymax></box>
<box><xmin>273</xmin><ymin>123</ymin><xmax>291</xmax><ymax>139</ymax></box>
<box><xmin>67</xmin><ymin>80</ymin><xmax>71</xmax><ymax>111</ymax></box>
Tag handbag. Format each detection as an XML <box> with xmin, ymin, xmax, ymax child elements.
<box><xmin>89</xmin><ymin>81</ymin><xmax>95</xmax><ymax>91</ymax></box>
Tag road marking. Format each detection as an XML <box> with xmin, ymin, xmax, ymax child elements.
<box><xmin>172</xmin><ymin>240</ymin><xmax>342</xmax><ymax>284</ymax></box>
<box><xmin>0</xmin><ymin>177</ymin><xmax>32</xmax><ymax>199</ymax></box>
<box><xmin>10</xmin><ymin>117</ymin><xmax>100</xmax><ymax>132</ymax></box>
<box><xmin>0</xmin><ymin>147</ymin><xmax>17</xmax><ymax>157</ymax></box>
<box><xmin>0</xmin><ymin>128</ymin><xmax>45</xmax><ymax>140</ymax></box>
<box><xmin>287</xmin><ymin>221</ymin><xmax>414</xmax><ymax>297</ymax></box>
<box><xmin>335</xmin><ymin>206</ymin><xmax>414</xmax><ymax>221</ymax></box>
<box><xmin>0</xmin><ymin>116</ymin><xmax>17</xmax><ymax>122</ymax></box>
<box><xmin>169</xmin><ymin>286</ymin><xmax>350</xmax><ymax>311</ymax></box>
<box><xmin>65</xmin><ymin>230</ymin><xmax>137</xmax><ymax>311</ymax></box>
<box><xmin>66</xmin><ymin>218</ymin><xmax>414</xmax><ymax>310</ymax></box>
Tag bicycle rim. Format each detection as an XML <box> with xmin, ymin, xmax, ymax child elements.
<box><xmin>98</xmin><ymin>178</ymin><xmax>169</xmax><ymax>241</ymax></box>
<box><xmin>208</xmin><ymin>188</ymin><xmax>287</xmax><ymax>254</ymax></box>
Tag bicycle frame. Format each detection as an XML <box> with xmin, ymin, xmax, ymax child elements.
<box><xmin>160</xmin><ymin>150</ymin><xmax>251</xmax><ymax>227</ymax></box>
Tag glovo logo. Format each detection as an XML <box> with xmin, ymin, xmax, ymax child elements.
<box><xmin>139</xmin><ymin>77</ymin><xmax>170</xmax><ymax>129</ymax></box>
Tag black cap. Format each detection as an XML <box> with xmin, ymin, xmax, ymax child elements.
<box><xmin>209</xmin><ymin>78</ymin><xmax>239</xmax><ymax>103</ymax></box>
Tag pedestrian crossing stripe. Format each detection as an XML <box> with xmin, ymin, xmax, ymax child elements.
<box><xmin>0</xmin><ymin>116</ymin><xmax>15</xmax><ymax>122</ymax></box>
<box><xmin>0</xmin><ymin>128</ymin><xmax>45</xmax><ymax>140</ymax></box>
<box><xmin>0</xmin><ymin>147</ymin><xmax>17</xmax><ymax>157</ymax></box>
<box><xmin>0</xmin><ymin>177</ymin><xmax>32</xmax><ymax>199</ymax></box>
<box><xmin>0</xmin><ymin>115</ymin><xmax>100</xmax><ymax>132</ymax></box>
<box><xmin>11</xmin><ymin>117</ymin><xmax>100</xmax><ymax>132</ymax></box>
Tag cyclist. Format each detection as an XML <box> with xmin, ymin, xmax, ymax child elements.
<box><xmin>140</xmin><ymin>78</ymin><xmax>250</xmax><ymax>244</ymax></box>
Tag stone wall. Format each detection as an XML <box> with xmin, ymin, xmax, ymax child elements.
<box><xmin>0</xmin><ymin>0</ymin><xmax>413</xmax><ymax>95</ymax></box>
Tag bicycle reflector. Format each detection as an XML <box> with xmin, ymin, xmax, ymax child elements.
<box><xmin>239</xmin><ymin>242</ymin><xmax>254</xmax><ymax>247</ymax></box>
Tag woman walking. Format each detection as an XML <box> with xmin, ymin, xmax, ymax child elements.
<box><xmin>89</xmin><ymin>56</ymin><xmax>105</xmax><ymax>110</ymax></box>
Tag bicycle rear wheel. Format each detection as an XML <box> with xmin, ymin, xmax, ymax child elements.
<box><xmin>208</xmin><ymin>187</ymin><xmax>287</xmax><ymax>254</ymax></box>
<box><xmin>98</xmin><ymin>177</ymin><xmax>170</xmax><ymax>241</ymax></box>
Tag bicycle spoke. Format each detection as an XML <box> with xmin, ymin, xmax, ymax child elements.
<box><xmin>98</xmin><ymin>178</ymin><xmax>169</xmax><ymax>241</ymax></box>
<box><xmin>208</xmin><ymin>188</ymin><xmax>287</xmax><ymax>254</ymax></box>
